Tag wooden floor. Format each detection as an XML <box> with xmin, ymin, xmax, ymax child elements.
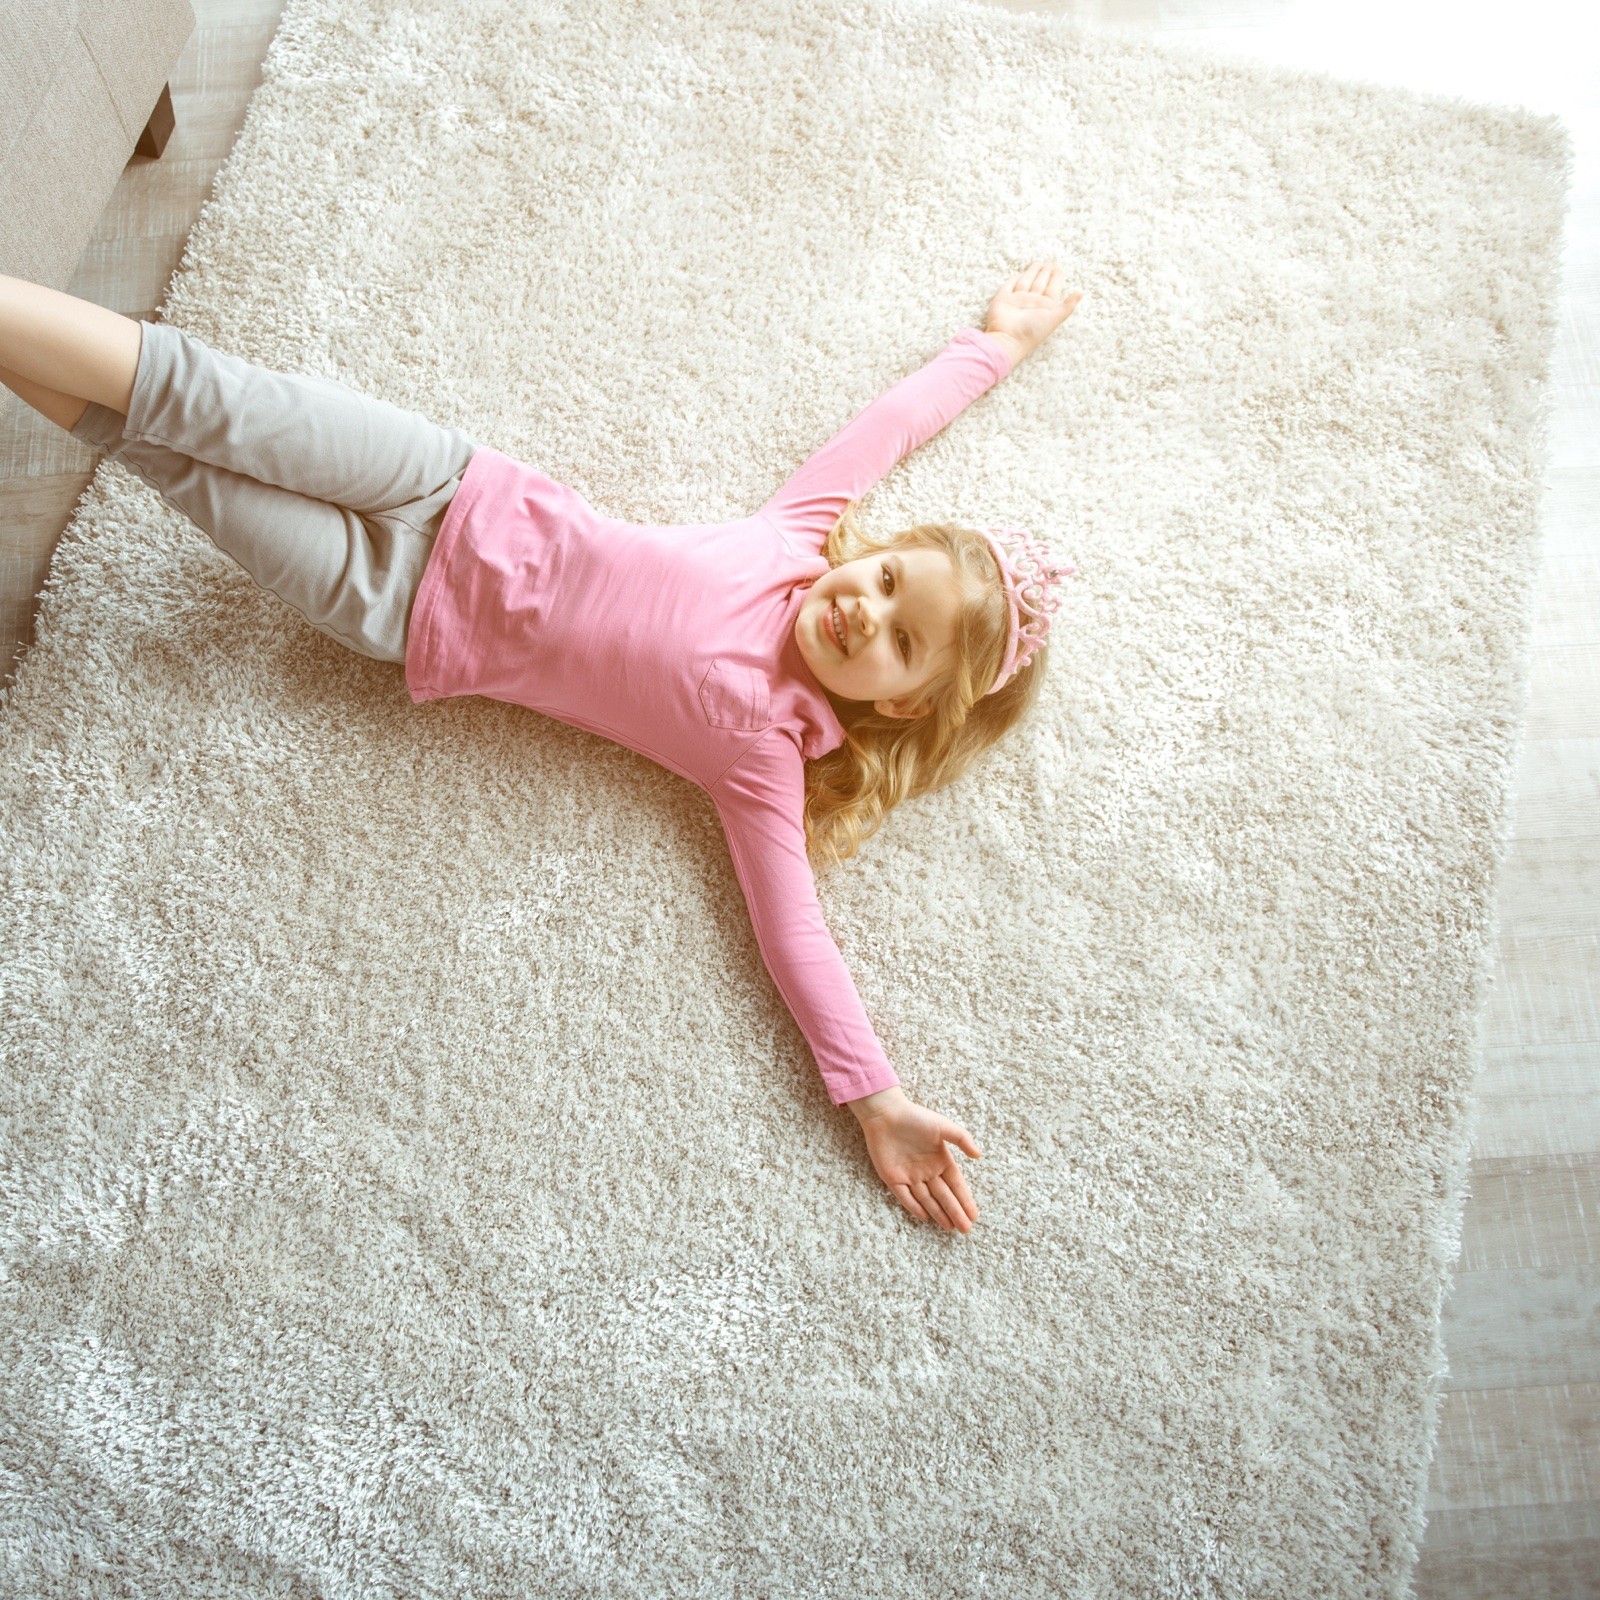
<box><xmin>1</xmin><ymin>1</ymin><xmax>1594</xmax><ymax>1592</ymax></box>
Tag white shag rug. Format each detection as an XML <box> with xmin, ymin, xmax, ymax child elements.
<box><xmin>0</xmin><ymin>1</ymin><xmax>1573</xmax><ymax>1594</ymax></box>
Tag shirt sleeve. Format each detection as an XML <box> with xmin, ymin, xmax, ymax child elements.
<box><xmin>758</xmin><ymin>325</ymin><xmax>1015</xmax><ymax>553</ymax></box>
<box><xmin>709</xmin><ymin>734</ymin><xmax>902</xmax><ymax>1107</ymax></box>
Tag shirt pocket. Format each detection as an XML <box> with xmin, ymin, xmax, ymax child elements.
<box><xmin>698</xmin><ymin>660</ymin><xmax>771</xmax><ymax>733</ymax></box>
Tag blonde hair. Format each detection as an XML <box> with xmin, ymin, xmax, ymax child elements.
<box><xmin>803</xmin><ymin>501</ymin><xmax>1047</xmax><ymax>868</ymax></box>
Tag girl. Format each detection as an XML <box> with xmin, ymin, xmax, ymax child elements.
<box><xmin>0</xmin><ymin>261</ymin><xmax>1083</xmax><ymax>1236</ymax></box>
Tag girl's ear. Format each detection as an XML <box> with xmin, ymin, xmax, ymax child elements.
<box><xmin>874</xmin><ymin>696</ymin><xmax>930</xmax><ymax>720</ymax></box>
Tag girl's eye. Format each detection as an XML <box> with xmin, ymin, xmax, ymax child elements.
<box><xmin>881</xmin><ymin>565</ymin><xmax>909</xmax><ymax>661</ymax></box>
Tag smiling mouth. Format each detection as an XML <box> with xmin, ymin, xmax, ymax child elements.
<box><xmin>826</xmin><ymin>600</ymin><xmax>847</xmax><ymax>655</ymax></box>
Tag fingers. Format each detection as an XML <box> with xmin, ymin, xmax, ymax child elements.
<box><xmin>912</xmin><ymin>1179</ymin><xmax>959</xmax><ymax>1232</ymax></box>
<box><xmin>1010</xmin><ymin>263</ymin><xmax>1044</xmax><ymax>296</ymax></box>
<box><xmin>927</xmin><ymin>1174</ymin><xmax>974</xmax><ymax>1233</ymax></box>
<box><xmin>884</xmin><ymin>1119</ymin><xmax>986</xmax><ymax>1233</ymax></box>
<box><xmin>891</xmin><ymin>1176</ymin><xmax>978</xmax><ymax>1233</ymax></box>
<box><xmin>943</xmin><ymin>1164</ymin><xmax>979</xmax><ymax>1222</ymax></box>
<box><xmin>947</xmin><ymin>1123</ymin><xmax>982</xmax><ymax>1160</ymax></box>
<box><xmin>893</xmin><ymin>1180</ymin><xmax>955</xmax><ymax>1230</ymax></box>
<box><xmin>1011</xmin><ymin>259</ymin><xmax>1082</xmax><ymax>309</ymax></box>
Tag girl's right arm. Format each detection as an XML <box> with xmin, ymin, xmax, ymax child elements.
<box><xmin>981</xmin><ymin>259</ymin><xmax>1083</xmax><ymax>366</ymax></box>
<box><xmin>757</xmin><ymin>259</ymin><xmax>1082</xmax><ymax>552</ymax></box>
<box><xmin>757</xmin><ymin>324</ymin><xmax>1015</xmax><ymax>551</ymax></box>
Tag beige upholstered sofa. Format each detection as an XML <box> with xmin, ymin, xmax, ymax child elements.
<box><xmin>0</xmin><ymin>0</ymin><xmax>195</xmax><ymax>688</ymax></box>
<box><xmin>0</xmin><ymin>0</ymin><xmax>196</xmax><ymax>287</ymax></box>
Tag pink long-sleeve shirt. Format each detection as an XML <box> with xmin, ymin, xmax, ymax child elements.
<box><xmin>405</xmin><ymin>325</ymin><xmax>1015</xmax><ymax>1105</ymax></box>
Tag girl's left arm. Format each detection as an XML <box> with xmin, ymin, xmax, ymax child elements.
<box><xmin>710</xmin><ymin>748</ymin><xmax>901</xmax><ymax>1108</ymax></box>
<box><xmin>710</xmin><ymin>747</ymin><xmax>986</xmax><ymax>1232</ymax></box>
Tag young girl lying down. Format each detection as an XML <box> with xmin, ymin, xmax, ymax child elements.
<box><xmin>0</xmin><ymin>261</ymin><xmax>1083</xmax><ymax>1235</ymax></box>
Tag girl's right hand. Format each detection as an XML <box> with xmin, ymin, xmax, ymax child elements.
<box><xmin>983</xmin><ymin>259</ymin><xmax>1083</xmax><ymax>362</ymax></box>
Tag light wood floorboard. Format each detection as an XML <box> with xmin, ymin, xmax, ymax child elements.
<box><xmin>1</xmin><ymin>0</ymin><xmax>1595</xmax><ymax>1592</ymax></box>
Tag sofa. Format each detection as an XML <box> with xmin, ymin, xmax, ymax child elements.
<box><xmin>0</xmin><ymin>0</ymin><xmax>196</xmax><ymax>286</ymax></box>
<box><xmin>0</xmin><ymin>0</ymin><xmax>196</xmax><ymax>689</ymax></box>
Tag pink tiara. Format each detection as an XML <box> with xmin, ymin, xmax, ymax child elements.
<box><xmin>975</xmin><ymin>526</ymin><xmax>1077</xmax><ymax>696</ymax></box>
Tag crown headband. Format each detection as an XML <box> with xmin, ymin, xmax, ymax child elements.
<box><xmin>976</xmin><ymin>526</ymin><xmax>1077</xmax><ymax>696</ymax></box>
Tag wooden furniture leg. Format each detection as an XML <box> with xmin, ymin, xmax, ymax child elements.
<box><xmin>135</xmin><ymin>83</ymin><xmax>176</xmax><ymax>159</ymax></box>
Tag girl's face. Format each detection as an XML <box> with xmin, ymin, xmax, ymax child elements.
<box><xmin>794</xmin><ymin>546</ymin><xmax>970</xmax><ymax>717</ymax></box>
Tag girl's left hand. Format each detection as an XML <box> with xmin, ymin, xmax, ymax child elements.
<box><xmin>855</xmin><ymin>1093</ymin><xmax>983</xmax><ymax>1233</ymax></box>
<box><xmin>984</xmin><ymin>259</ymin><xmax>1083</xmax><ymax>358</ymax></box>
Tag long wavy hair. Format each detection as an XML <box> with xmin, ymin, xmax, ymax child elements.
<box><xmin>803</xmin><ymin>500</ymin><xmax>1048</xmax><ymax>868</ymax></box>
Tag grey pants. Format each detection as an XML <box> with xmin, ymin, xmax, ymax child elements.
<box><xmin>71</xmin><ymin>320</ymin><xmax>483</xmax><ymax>663</ymax></box>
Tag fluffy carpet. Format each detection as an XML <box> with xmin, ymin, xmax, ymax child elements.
<box><xmin>0</xmin><ymin>0</ymin><xmax>1572</xmax><ymax>1594</ymax></box>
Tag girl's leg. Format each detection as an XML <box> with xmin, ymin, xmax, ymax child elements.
<box><xmin>2</xmin><ymin>274</ymin><xmax>481</xmax><ymax>662</ymax></box>
<box><xmin>69</xmin><ymin>401</ymin><xmax>467</xmax><ymax>664</ymax></box>
<box><xmin>124</xmin><ymin>319</ymin><xmax>481</xmax><ymax>515</ymax></box>
<box><xmin>0</xmin><ymin>362</ymin><xmax>89</xmax><ymax>433</ymax></box>
<box><xmin>0</xmin><ymin>276</ymin><xmax>140</xmax><ymax>415</ymax></box>
<box><xmin>0</xmin><ymin>274</ymin><xmax>480</xmax><ymax>517</ymax></box>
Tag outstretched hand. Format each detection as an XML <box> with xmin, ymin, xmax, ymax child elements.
<box><xmin>854</xmin><ymin>1090</ymin><xmax>983</xmax><ymax>1233</ymax></box>
<box><xmin>984</xmin><ymin>259</ymin><xmax>1083</xmax><ymax>360</ymax></box>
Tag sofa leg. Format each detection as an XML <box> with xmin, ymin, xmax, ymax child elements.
<box><xmin>135</xmin><ymin>83</ymin><xmax>176</xmax><ymax>160</ymax></box>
